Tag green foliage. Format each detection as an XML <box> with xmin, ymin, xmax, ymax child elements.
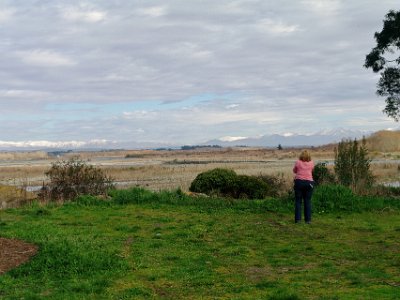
<box><xmin>189</xmin><ymin>168</ymin><xmax>274</xmax><ymax>199</ymax></box>
<box><xmin>313</xmin><ymin>184</ymin><xmax>359</xmax><ymax>212</ymax></box>
<box><xmin>268</xmin><ymin>290</ymin><xmax>301</xmax><ymax>300</ymax></box>
<box><xmin>312</xmin><ymin>183</ymin><xmax>400</xmax><ymax>213</ymax></box>
<box><xmin>378</xmin><ymin>68</ymin><xmax>400</xmax><ymax>120</ymax></box>
<box><xmin>313</xmin><ymin>161</ymin><xmax>335</xmax><ymax>186</ymax></box>
<box><xmin>42</xmin><ymin>158</ymin><xmax>114</xmax><ymax>201</ymax></box>
<box><xmin>109</xmin><ymin>182</ymin><xmax>400</xmax><ymax>214</ymax></box>
<box><xmin>109</xmin><ymin>187</ymin><xmax>158</xmax><ymax>205</ymax></box>
<box><xmin>365</xmin><ymin>10</ymin><xmax>400</xmax><ymax>120</ymax></box>
<box><xmin>334</xmin><ymin>138</ymin><xmax>374</xmax><ymax>191</ymax></box>
<box><xmin>235</xmin><ymin>175</ymin><xmax>269</xmax><ymax>199</ymax></box>
<box><xmin>107</xmin><ymin>186</ymin><xmax>293</xmax><ymax>214</ymax></box>
<box><xmin>189</xmin><ymin>168</ymin><xmax>237</xmax><ymax>197</ymax></box>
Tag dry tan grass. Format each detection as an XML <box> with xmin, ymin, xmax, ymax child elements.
<box><xmin>99</xmin><ymin>148</ymin><xmax>298</xmax><ymax>191</ymax></box>
<box><xmin>0</xmin><ymin>185</ymin><xmax>36</xmax><ymax>209</ymax></box>
<box><xmin>370</xmin><ymin>162</ymin><xmax>400</xmax><ymax>184</ymax></box>
<box><xmin>366</xmin><ymin>130</ymin><xmax>400</xmax><ymax>152</ymax></box>
<box><xmin>0</xmin><ymin>151</ymin><xmax>49</xmax><ymax>161</ymax></box>
<box><xmin>0</xmin><ymin>165</ymin><xmax>51</xmax><ymax>187</ymax></box>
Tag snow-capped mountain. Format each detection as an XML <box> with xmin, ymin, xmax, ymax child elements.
<box><xmin>206</xmin><ymin>128</ymin><xmax>372</xmax><ymax>148</ymax></box>
<box><xmin>0</xmin><ymin>128</ymin><xmax>386</xmax><ymax>150</ymax></box>
<box><xmin>0</xmin><ymin>139</ymin><xmax>118</xmax><ymax>151</ymax></box>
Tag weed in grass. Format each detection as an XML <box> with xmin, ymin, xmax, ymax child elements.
<box><xmin>114</xmin><ymin>225</ymin><xmax>141</xmax><ymax>233</ymax></box>
<box><xmin>255</xmin><ymin>280</ymin><xmax>277</xmax><ymax>289</ymax></box>
<box><xmin>116</xmin><ymin>286</ymin><xmax>153</xmax><ymax>299</ymax></box>
<box><xmin>268</xmin><ymin>289</ymin><xmax>301</xmax><ymax>300</ymax></box>
<box><xmin>34</xmin><ymin>208</ymin><xmax>51</xmax><ymax>216</ymax></box>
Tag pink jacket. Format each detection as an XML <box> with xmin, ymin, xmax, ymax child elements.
<box><xmin>293</xmin><ymin>160</ymin><xmax>314</xmax><ymax>181</ymax></box>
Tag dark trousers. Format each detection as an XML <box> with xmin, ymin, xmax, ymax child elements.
<box><xmin>294</xmin><ymin>179</ymin><xmax>314</xmax><ymax>223</ymax></box>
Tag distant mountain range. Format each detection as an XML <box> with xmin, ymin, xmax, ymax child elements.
<box><xmin>205</xmin><ymin>128</ymin><xmax>373</xmax><ymax>148</ymax></box>
<box><xmin>0</xmin><ymin>128</ymin><xmax>392</xmax><ymax>151</ymax></box>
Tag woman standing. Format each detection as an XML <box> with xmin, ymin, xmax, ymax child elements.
<box><xmin>293</xmin><ymin>150</ymin><xmax>315</xmax><ymax>224</ymax></box>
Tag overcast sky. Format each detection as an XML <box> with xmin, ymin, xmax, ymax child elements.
<box><xmin>0</xmin><ymin>0</ymin><xmax>399</xmax><ymax>148</ymax></box>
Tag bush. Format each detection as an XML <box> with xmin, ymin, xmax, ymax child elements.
<box><xmin>189</xmin><ymin>168</ymin><xmax>280</xmax><ymax>199</ymax></box>
<box><xmin>189</xmin><ymin>168</ymin><xmax>238</xmax><ymax>197</ymax></box>
<box><xmin>334</xmin><ymin>138</ymin><xmax>374</xmax><ymax>191</ymax></box>
<box><xmin>257</xmin><ymin>174</ymin><xmax>287</xmax><ymax>197</ymax></box>
<box><xmin>42</xmin><ymin>158</ymin><xmax>114</xmax><ymax>201</ymax></box>
<box><xmin>313</xmin><ymin>162</ymin><xmax>335</xmax><ymax>186</ymax></box>
<box><xmin>234</xmin><ymin>175</ymin><xmax>269</xmax><ymax>199</ymax></box>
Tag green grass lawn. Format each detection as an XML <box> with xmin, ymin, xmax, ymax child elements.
<box><xmin>0</xmin><ymin>189</ymin><xmax>399</xmax><ymax>299</ymax></box>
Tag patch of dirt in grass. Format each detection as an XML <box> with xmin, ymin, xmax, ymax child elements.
<box><xmin>0</xmin><ymin>237</ymin><xmax>38</xmax><ymax>275</ymax></box>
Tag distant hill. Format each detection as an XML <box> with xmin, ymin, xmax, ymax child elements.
<box><xmin>366</xmin><ymin>130</ymin><xmax>400</xmax><ymax>152</ymax></box>
<box><xmin>205</xmin><ymin>128</ymin><xmax>369</xmax><ymax>148</ymax></box>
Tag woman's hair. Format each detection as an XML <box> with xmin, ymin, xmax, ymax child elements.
<box><xmin>299</xmin><ymin>150</ymin><xmax>311</xmax><ymax>162</ymax></box>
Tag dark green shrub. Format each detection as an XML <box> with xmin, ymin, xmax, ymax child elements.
<box><xmin>234</xmin><ymin>175</ymin><xmax>269</xmax><ymax>199</ymax></box>
<box><xmin>190</xmin><ymin>168</ymin><xmax>271</xmax><ymax>199</ymax></box>
<box><xmin>313</xmin><ymin>162</ymin><xmax>335</xmax><ymax>186</ymax></box>
<box><xmin>189</xmin><ymin>168</ymin><xmax>237</xmax><ymax>197</ymax></box>
<box><xmin>42</xmin><ymin>158</ymin><xmax>114</xmax><ymax>201</ymax></box>
<box><xmin>334</xmin><ymin>138</ymin><xmax>374</xmax><ymax>191</ymax></box>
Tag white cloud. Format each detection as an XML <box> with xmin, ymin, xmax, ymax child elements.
<box><xmin>219</xmin><ymin>136</ymin><xmax>247</xmax><ymax>142</ymax></box>
<box><xmin>0</xmin><ymin>139</ymin><xmax>110</xmax><ymax>149</ymax></box>
<box><xmin>0</xmin><ymin>8</ymin><xmax>14</xmax><ymax>22</ymax></box>
<box><xmin>175</xmin><ymin>108</ymin><xmax>284</xmax><ymax>126</ymax></box>
<box><xmin>256</xmin><ymin>18</ymin><xmax>300</xmax><ymax>35</ymax></box>
<box><xmin>102</xmin><ymin>60</ymin><xmax>159</xmax><ymax>83</ymax></box>
<box><xmin>136</xmin><ymin>6</ymin><xmax>167</xmax><ymax>17</ymax></box>
<box><xmin>302</xmin><ymin>0</ymin><xmax>341</xmax><ymax>16</ymax></box>
<box><xmin>0</xmin><ymin>89</ymin><xmax>50</xmax><ymax>98</ymax></box>
<box><xmin>16</xmin><ymin>49</ymin><xmax>76</xmax><ymax>67</ymax></box>
<box><xmin>122</xmin><ymin>111</ymin><xmax>158</xmax><ymax>120</ymax></box>
<box><xmin>285</xmin><ymin>97</ymin><xmax>311</xmax><ymax>105</ymax></box>
<box><xmin>160</xmin><ymin>42</ymin><xmax>213</xmax><ymax>60</ymax></box>
<box><xmin>283</xmin><ymin>133</ymin><xmax>295</xmax><ymax>137</ymax></box>
<box><xmin>62</xmin><ymin>7</ymin><xmax>107</xmax><ymax>23</ymax></box>
<box><xmin>104</xmin><ymin>73</ymin><xmax>131</xmax><ymax>82</ymax></box>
